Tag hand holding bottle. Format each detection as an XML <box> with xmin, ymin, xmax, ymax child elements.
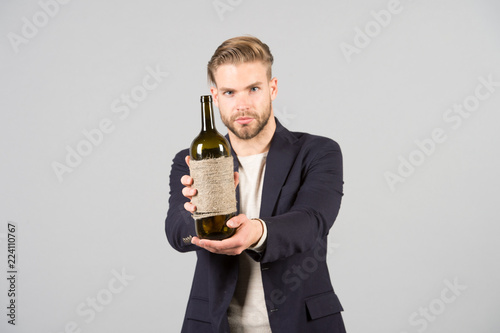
<box><xmin>190</xmin><ymin>214</ymin><xmax>264</xmax><ymax>256</ymax></box>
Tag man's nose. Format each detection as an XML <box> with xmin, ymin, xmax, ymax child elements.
<box><xmin>235</xmin><ymin>93</ymin><xmax>250</xmax><ymax>112</ymax></box>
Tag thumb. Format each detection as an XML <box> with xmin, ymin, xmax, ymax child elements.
<box><xmin>227</xmin><ymin>215</ymin><xmax>244</xmax><ymax>228</ymax></box>
<box><xmin>234</xmin><ymin>171</ymin><xmax>239</xmax><ymax>188</ymax></box>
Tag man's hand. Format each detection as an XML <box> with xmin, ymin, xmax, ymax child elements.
<box><xmin>191</xmin><ymin>214</ymin><xmax>264</xmax><ymax>255</ymax></box>
<box><xmin>181</xmin><ymin>155</ymin><xmax>239</xmax><ymax>213</ymax></box>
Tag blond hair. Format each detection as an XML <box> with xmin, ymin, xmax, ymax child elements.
<box><xmin>207</xmin><ymin>36</ymin><xmax>274</xmax><ymax>85</ymax></box>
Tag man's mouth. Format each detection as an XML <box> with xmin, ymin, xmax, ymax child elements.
<box><xmin>235</xmin><ymin>117</ymin><xmax>254</xmax><ymax>125</ymax></box>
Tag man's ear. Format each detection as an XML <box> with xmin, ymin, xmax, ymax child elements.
<box><xmin>210</xmin><ymin>86</ymin><xmax>219</xmax><ymax>107</ymax></box>
<box><xmin>269</xmin><ymin>77</ymin><xmax>278</xmax><ymax>101</ymax></box>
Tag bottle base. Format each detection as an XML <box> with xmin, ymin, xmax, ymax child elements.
<box><xmin>195</xmin><ymin>213</ymin><xmax>236</xmax><ymax>240</ymax></box>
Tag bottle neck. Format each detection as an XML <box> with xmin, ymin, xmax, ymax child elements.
<box><xmin>201</xmin><ymin>96</ymin><xmax>216</xmax><ymax>132</ymax></box>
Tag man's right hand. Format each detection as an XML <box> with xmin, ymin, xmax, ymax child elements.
<box><xmin>181</xmin><ymin>156</ymin><xmax>197</xmax><ymax>213</ymax></box>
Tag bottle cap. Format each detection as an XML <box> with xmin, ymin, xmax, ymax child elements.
<box><xmin>201</xmin><ymin>95</ymin><xmax>212</xmax><ymax>102</ymax></box>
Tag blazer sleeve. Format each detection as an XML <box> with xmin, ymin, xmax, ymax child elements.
<box><xmin>165</xmin><ymin>149</ymin><xmax>200</xmax><ymax>253</ymax></box>
<box><xmin>258</xmin><ymin>138</ymin><xmax>343</xmax><ymax>263</ymax></box>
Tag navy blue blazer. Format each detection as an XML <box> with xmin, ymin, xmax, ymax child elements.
<box><xmin>165</xmin><ymin>119</ymin><xmax>345</xmax><ymax>332</ymax></box>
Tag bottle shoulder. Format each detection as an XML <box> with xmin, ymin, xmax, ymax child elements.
<box><xmin>190</xmin><ymin>130</ymin><xmax>232</xmax><ymax>160</ymax></box>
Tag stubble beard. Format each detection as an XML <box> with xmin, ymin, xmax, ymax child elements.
<box><xmin>221</xmin><ymin>102</ymin><xmax>272</xmax><ymax>140</ymax></box>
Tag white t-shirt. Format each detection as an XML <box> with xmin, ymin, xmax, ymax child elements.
<box><xmin>227</xmin><ymin>152</ymin><xmax>272</xmax><ymax>333</ymax></box>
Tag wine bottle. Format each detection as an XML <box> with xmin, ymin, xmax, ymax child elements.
<box><xmin>189</xmin><ymin>95</ymin><xmax>236</xmax><ymax>240</ymax></box>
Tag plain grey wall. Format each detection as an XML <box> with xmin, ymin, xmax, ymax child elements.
<box><xmin>1</xmin><ymin>0</ymin><xmax>499</xmax><ymax>332</ymax></box>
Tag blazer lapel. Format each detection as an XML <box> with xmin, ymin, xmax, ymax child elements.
<box><xmin>227</xmin><ymin>118</ymin><xmax>299</xmax><ymax>218</ymax></box>
<box><xmin>260</xmin><ymin>119</ymin><xmax>300</xmax><ymax>217</ymax></box>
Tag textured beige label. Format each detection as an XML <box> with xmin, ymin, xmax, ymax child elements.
<box><xmin>189</xmin><ymin>156</ymin><xmax>236</xmax><ymax>219</ymax></box>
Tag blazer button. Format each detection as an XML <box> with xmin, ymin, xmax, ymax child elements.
<box><xmin>270</xmin><ymin>308</ymin><xmax>278</xmax><ymax>313</ymax></box>
<box><xmin>261</xmin><ymin>266</ymin><xmax>269</xmax><ymax>271</ymax></box>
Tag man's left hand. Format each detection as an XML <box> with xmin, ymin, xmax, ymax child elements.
<box><xmin>191</xmin><ymin>214</ymin><xmax>263</xmax><ymax>255</ymax></box>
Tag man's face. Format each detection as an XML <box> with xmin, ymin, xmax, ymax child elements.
<box><xmin>211</xmin><ymin>61</ymin><xmax>277</xmax><ymax>140</ymax></box>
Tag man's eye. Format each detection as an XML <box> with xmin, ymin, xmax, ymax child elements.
<box><xmin>223</xmin><ymin>91</ymin><xmax>233</xmax><ymax>96</ymax></box>
<box><xmin>251</xmin><ymin>87</ymin><xmax>259</xmax><ymax>92</ymax></box>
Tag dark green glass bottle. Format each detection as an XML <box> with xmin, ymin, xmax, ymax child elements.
<box><xmin>190</xmin><ymin>95</ymin><xmax>236</xmax><ymax>240</ymax></box>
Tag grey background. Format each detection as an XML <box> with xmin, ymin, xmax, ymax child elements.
<box><xmin>1</xmin><ymin>0</ymin><xmax>499</xmax><ymax>332</ymax></box>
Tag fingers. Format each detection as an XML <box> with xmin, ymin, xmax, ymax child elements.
<box><xmin>185</xmin><ymin>155</ymin><xmax>191</xmax><ymax>167</ymax></box>
<box><xmin>181</xmin><ymin>175</ymin><xmax>193</xmax><ymax>186</ymax></box>
<box><xmin>181</xmin><ymin>176</ymin><xmax>196</xmax><ymax>212</ymax></box>
<box><xmin>182</xmin><ymin>185</ymin><xmax>196</xmax><ymax>198</ymax></box>
<box><xmin>192</xmin><ymin>236</ymin><xmax>245</xmax><ymax>255</ymax></box>
<box><xmin>184</xmin><ymin>201</ymin><xmax>196</xmax><ymax>213</ymax></box>
<box><xmin>191</xmin><ymin>215</ymin><xmax>261</xmax><ymax>255</ymax></box>
<box><xmin>181</xmin><ymin>157</ymin><xmax>195</xmax><ymax>210</ymax></box>
<box><xmin>181</xmin><ymin>174</ymin><xmax>196</xmax><ymax>198</ymax></box>
<box><xmin>181</xmin><ymin>175</ymin><xmax>196</xmax><ymax>207</ymax></box>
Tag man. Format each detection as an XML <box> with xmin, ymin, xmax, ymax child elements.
<box><xmin>165</xmin><ymin>36</ymin><xmax>346</xmax><ymax>332</ymax></box>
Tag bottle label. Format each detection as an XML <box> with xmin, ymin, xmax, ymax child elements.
<box><xmin>189</xmin><ymin>156</ymin><xmax>236</xmax><ymax>219</ymax></box>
